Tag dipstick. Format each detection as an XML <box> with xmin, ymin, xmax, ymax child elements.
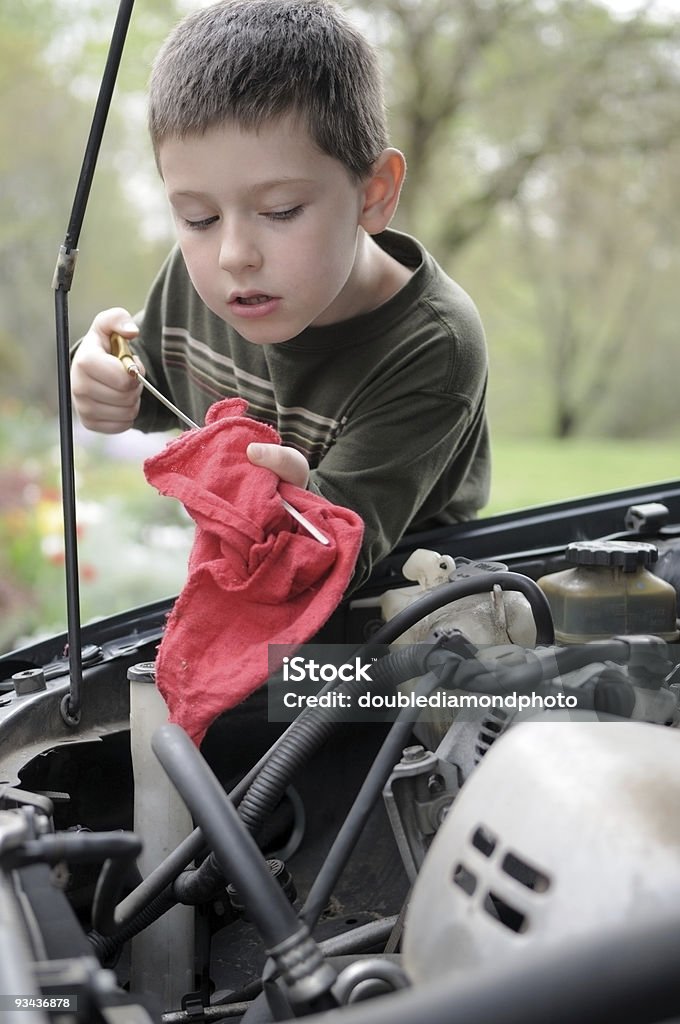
<box><xmin>110</xmin><ymin>333</ymin><xmax>330</xmax><ymax>545</ymax></box>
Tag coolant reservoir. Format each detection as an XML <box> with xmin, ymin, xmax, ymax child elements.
<box><xmin>537</xmin><ymin>540</ymin><xmax>679</xmax><ymax>644</ymax></box>
<box><xmin>379</xmin><ymin>549</ymin><xmax>537</xmax><ymax>647</ymax></box>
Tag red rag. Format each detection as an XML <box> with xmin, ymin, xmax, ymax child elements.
<box><xmin>143</xmin><ymin>398</ymin><xmax>364</xmax><ymax>745</ymax></box>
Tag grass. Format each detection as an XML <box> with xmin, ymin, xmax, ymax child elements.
<box><xmin>3</xmin><ymin>403</ymin><xmax>677</xmax><ymax>649</ymax></box>
<box><xmin>77</xmin><ymin>434</ymin><xmax>679</xmax><ymax>524</ymax></box>
<box><xmin>485</xmin><ymin>437</ymin><xmax>679</xmax><ymax>516</ymax></box>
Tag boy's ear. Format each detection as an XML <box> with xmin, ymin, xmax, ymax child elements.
<box><xmin>359</xmin><ymin>148</ymin><xmax>407</xmax><ymax>234</ymax></box>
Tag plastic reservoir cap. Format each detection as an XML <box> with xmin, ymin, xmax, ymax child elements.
<box><xmin>401</xmin><ymin>549</ymin><xmax>456</xmax><ymax>588</ymax></box>
<box><xmin>566</xmin><ymin>540</ymin><xmax>658</xmax><ymax>571</ymax></box>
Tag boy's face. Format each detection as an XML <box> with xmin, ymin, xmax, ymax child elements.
<box><xmin>159</xmin><ymin>115</ymin><xmax>374</xmax><ymax>344</ymax></box>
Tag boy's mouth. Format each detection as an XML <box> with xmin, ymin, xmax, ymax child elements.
<box><xmin>228</xmin><ymin>292</ymin><xmax>281</xmax><ymax>320</ymax></box>
<box><xmin>235</xmin><ymin>295</ymin><xmax>272</xmax><ymax>305</ymax></box>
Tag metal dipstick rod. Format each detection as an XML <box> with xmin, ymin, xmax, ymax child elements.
<box><xmin>110</xmin><ymin>334</ymin><xmax>330</xmax><ymax>546</ymax></box>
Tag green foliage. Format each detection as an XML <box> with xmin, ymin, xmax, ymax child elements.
<box><xmin>0</xmin><ymin>2</ymin><xmax>176</xmax><ymax>414</ymax></box>
<box><xmin>0</xmin><ymin>402</ymin><xmax>192</xmax><ymax>649</ymax></box>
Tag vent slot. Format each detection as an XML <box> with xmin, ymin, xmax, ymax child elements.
<box><xmin>452</xmin><ymin>862</ymin><xmax>477</xmax><ymax>896</ymax></box>
<box><xmin>483</xmin><ymin>890</ymin><xmax>528</xmax><ymax>933</ymax></box>
<box><xmin>502</xmin><ymin>851</ymin><xmax>550</xmax><ymax>893</ymax></box>
<box><xmin>483</xmin><ymin>714</ymin><xmax>507</xmax><ymax>735</ymax></box>
<box><xmin>471</xmin><ymin>825</ymin><xmax>497</xmax><ymax>857</ymax></box>
<box><xmin>474</xmin><ymin>709</ymin><xmax>510</xmax><ymax>761</ymax></box>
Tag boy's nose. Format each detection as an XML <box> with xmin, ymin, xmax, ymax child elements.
<box><xmin>218</xmin><ymin>221</ymin><xmax>262</xmax><ymax>273</ymax></box>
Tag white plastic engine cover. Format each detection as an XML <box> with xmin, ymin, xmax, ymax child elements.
<box><xmin>402</xmin><ymin>718</ymin><xmax>680</xmax><ymax>983</ymax></box>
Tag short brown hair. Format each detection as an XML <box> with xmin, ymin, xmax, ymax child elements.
<box><xmin>149</xmin><ymin>0</ymin><xmax>388</xmax><ymax>180</ymax></box>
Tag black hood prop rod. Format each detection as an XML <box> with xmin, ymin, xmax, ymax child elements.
<box><xmin>51</xmin><ymin>0</ymin><xmax>136</xmax><ymax>726</ymax></box>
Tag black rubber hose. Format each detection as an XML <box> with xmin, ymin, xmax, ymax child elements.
<box><xmin>454</xmin><ymin>638</ymin><xmax>631</xmax><ymax>693</ymax></box>
<box><xmin>6</xmin><ymin>831</ymin><xmax>141</xmax><ymax>869</ymax></box>
<box><xmin>236</xmin><ymin>656</ymin><xmax>400</xmax><ymax>837</ymax></box>
<box><xmin>108</xmin><ymin>721</ymin><xmax>300</xmax><ymax>927</ymax></box>
<box><xmin>173</xmin><ymin>851</ymin><xmax>226</xmax><ymax>906</ymax></box>
<box><xmin>90</xmin><ymin>841</ymin><xmax>143</xmax><ymax>936</ymax></box>
<box><xmin>367</xmin><ymin>642</ymin><xmax>462</xmax><ymax>690</ymax></box>
<box><xmin>237</xmin><ymin>705</ymin><xmax>344</xmax><ymax>835</ymax></box>
<box><xmin>367</xmin><ymin>571</ymin><xmax>555</xmax><ymax>648</ymax></box>
<box><xmin>175</xmin><ymin>789</ymin><xmax>306</xmax><ymax>906</ymax></box>
<box><xmin>89</xmin><ymin>887</ymin><xmax>175</xmax><ymax>965</ymax></box>
<box><xmin>152</xmin><ymin>725</ymin><xmax>313</xmax><ymax>950</ymax></box>
<box><xmin>112</xmin><ymin>826</ymin><xmax>205</xmax><ymax>925</ymax></box>
<box><xmin>152</xmin><ymin>725</ymin><xmax>338</xmax><ymax>1013</ymax></box>
<box><xmin>281</xmin><ymin>910</ymin><xmax>680</xmax><ymax>1024</ymax></box>
<box><xmin>302</xmin><ymin>672</ymin><xmax>442</xmax><ymax>931</ymax></box>
<box><xmin>173</xmin><ymin>703</ymin><xmax>353</xmax><ymax>903</ymax></box>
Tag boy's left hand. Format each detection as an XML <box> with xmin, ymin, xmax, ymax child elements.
<box><xmin>247</xmin><ymin>443</ymin><xmax>310</xmax><ymax>489</ymax></box>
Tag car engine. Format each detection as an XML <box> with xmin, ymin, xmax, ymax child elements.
<box><xmin>1</xmin><ymin>496</ymin><xmax>680</xmax><ymax>1024</ymax></box>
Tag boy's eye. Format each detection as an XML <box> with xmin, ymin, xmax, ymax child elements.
<box><xmin>182</xmin><ymin>215</ymin><xmax>219</xmax><ymax>231</ymax></box>
<box><xmin>263</xmin><ymin>206</ymin><xmax>304</xmax><ymax>222</ymax></box>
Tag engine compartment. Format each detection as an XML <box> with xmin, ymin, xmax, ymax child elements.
<box><xmin>1</xmin><ymin>490</ymin><xmax>680</xmax><ymax>1023</ymax></box>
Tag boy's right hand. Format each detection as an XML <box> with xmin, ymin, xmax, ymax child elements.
<box><xmin>71</xmin><ymin>308</ymin><xmax>146</xmax><ymax>434</ymax></box>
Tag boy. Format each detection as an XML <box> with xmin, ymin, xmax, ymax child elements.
<box><xmin>71</xmin><ymin>0</ymin><xmax>490</xmax><ymax>594</ymax></box>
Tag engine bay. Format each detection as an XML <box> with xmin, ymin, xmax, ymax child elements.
<box><xmin>1</xmin><ymin>490</ymin><xmax>680</xmax><ymax>1023</ymax></box>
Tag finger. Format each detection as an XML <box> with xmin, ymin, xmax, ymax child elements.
<box><xmin>72</xmin><ymin>364</ymin><xmax>142</xmax><ymax>400</ymax></box>
<box><xmin>73</xmin><ymin>338</ymin><xmax>145</xmax><ymax>391</ymax></box>
<box><xmin>73</xmin><ymin>381</ymin><xmax>142</xmax><ymax>419</ymax></box>
<box><xmin>76</xmin><ymin>401</ymin><xmax>141</xmax><ymax>431</ymax></box>
<box><xmin>132</xmin><ymin>354</ymin><xmax>146</xmax><ymax>378</ymax></box>
<box><xmin>247</xmin><ymin>442</ymin><xmax>310</xmax><ymax>488</ymax></box>
<box><xmin>74</xmin><ymin>388</ymin><xmax>142</xmax><ymax>416</ymax></box>
<box><xmin>79</xmin><ymin>418</ymin><xmax>139</xmax><ymax>435</ymax></box>
<box><xmin>92</xmin><ymin>308</ymin><xmax>139</xmax><ymax>348</ymax></box>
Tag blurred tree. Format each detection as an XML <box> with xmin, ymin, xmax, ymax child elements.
<box><xmin>369</xmin><ymin>1</ymin><xmax>680</xmax><ymax>243</ymax></box>
<box><xmin>515</xmin><ymin>138</ymin><xmax>680</xmax><ymax>438</ymax></box>
<box><xmin>3</xmin><ymin>0</ymin><xmax>680</xmax><ymax>439</ymax></box>
<box><xmin>0</xmin><ymin>3</ymin><xmax>178</xmax><ymax>413</ymax></box>
<box><xmin>359</xmin><ymin>0</ymin><xmax>680</xmax><ymax>437</ymax></box>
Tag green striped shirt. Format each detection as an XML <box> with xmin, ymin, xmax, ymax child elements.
<box><xmin>133</xmin><ymin>229</ymin><xmax>490</xmax><ymax>591</ymax></box>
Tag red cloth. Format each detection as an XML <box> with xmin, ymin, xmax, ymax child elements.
<box><xmin>143</xmin><ymin>398</ymin><xmax>364</xmax><ymax>745</ymax></box>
